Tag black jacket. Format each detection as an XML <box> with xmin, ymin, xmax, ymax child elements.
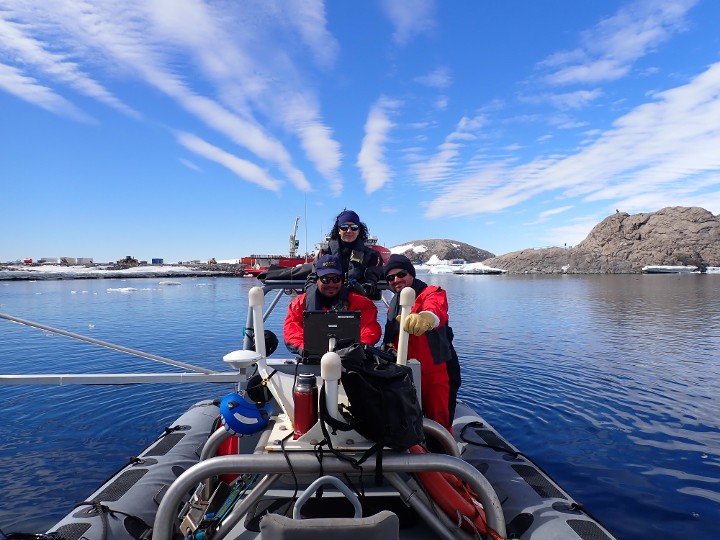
<box><xmin>305</xmin><ymin>239</ymin><xmax>382</xmax><ymax>298</ymax></box>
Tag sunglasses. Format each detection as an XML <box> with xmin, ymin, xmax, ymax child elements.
<box><xmin>319</xmin><ymin>275</ymin><xmax>343</xmax><ymax>284</ymax></box>
<box><xmin>339</xmin><ymin>223</ymin><xmax>359</xmax><ymax>232</ymax></box>
<box><xmin>386</xmin><ymin>271</ymin><xmax>408</xmax><ymax>282</ymax></box>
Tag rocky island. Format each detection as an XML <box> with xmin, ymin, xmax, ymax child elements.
<box><xmin>482</xmin><ymin>206</ymin><xmax>720</xmax><ymax>274</ymax></box>
<box><xmin>390</xmin><ymin>206</ymin><xmax>720</xmax><ymax>274</ymax></box>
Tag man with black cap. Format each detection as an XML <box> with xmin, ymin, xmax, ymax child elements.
<box><xmin>305</xmin><ymin>209</ymin><xmax>383</xmax><ymax>298</ymax></box>
<box><xmin>284</xmin><ymin>254</ymin><xmax>381</xmax><ymax>356</ymax></box>
<box><xmin>382</xmin><ymin>254</ymin><xmax>461</xmax><ymax>433</ymax></box>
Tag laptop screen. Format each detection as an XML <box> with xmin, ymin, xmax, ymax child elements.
<box><xmin>302</xmin><ymin>310</ymin><xmax>361</xmax><ymax>360</ymax></box>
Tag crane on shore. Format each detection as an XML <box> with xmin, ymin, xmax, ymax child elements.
<box><xmin>288</xmin><ymin>216</ymin><xmax>300</xmax><ymax>258</ymax></box>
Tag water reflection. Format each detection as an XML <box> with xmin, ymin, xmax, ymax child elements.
<box><xmin>0</xmin><ymin>274</ymin><xmax>719</xmax><ymax>536</ymax></box>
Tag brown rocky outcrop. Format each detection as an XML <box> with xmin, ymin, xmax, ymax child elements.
<box><xmin>390</xmin><ymin>239</ymin><xmax>494</xmax><ymax>263</ymax></box>
<box><xmin>483</xmin><ymin>206</ymin><xmax>720</xmax><ymax>273</ymax></box>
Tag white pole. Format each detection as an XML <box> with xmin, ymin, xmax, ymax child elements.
<box><xmin>249</xmin><ymin>287</ymin><xmax>267</xmax><ymax>358</ymax></box>
<box><xmin>248</xmin><ymin>286</ymin><xmax>294</xmax><ymax>420</ymax></box>
<box><xmin>396</xmin><ymin>287</ymin><xmax>416</xmax><ymax>366</ymax></box>
<box><xmin>320</xmin><ymin>351</ymin><xmax>342</xmax><ymax>420</ymax></box>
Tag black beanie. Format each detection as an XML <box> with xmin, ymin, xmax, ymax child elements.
<box><xmin>383</xmin><ymin>254</ymin><xmax>416</xmax><ymax>278</ymax></box>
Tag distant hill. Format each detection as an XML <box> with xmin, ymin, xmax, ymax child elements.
<box><xmin>389</xmin><ymin>239</ymin><xmax>494</xmax><ymax>263</ymax></box>
<box><xmin>483</xmin><ymin>206</ymin><xmax>720</xmax><ymax>273</ymax></box>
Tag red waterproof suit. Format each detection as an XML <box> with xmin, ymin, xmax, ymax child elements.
<box><xmin>284</xmin><ymin>291</ymin><xmax>381</xmax><ymax>353</ymax></box>
<box><xmin>385</xmin><ymin>283</ymin><xmax>454</xmax><ymax>433</ymax></box>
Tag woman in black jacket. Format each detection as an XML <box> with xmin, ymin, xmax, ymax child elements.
<box><xmin>306</xmin><ymin>209</ymin><xmax>383</xmax><ymax>298</ymax></box>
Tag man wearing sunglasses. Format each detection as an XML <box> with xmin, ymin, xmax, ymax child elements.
<box><xmin>284</xmin><ymin>254</ymin><xmax>381</xmax><ymax>357</ymax></box>
<box><xmin>305</xmin><ymin>209</ymin><xmax>383</xmax><ymax>299</ymax></box>
<box><xmin>382</xmin><ymin>254</ymin><xmax>461</xmax><ymax>434</ymax></box>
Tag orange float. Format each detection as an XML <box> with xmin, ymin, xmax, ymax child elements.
<box><xmin>408</xmin><ymin>444</ymin><xmax>503</xmax><ymax>540</ymax></box>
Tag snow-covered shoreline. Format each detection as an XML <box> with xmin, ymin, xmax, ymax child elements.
<box><xmin>0</xmin><ymin>264</ymin><xmax>243</xmax><ymax>281</ymax></box>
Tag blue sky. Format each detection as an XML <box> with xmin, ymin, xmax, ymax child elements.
<box><xmin>2</xmin><ymin>0</ymin><xmax>720</xmax><ymax>263</ymax></box>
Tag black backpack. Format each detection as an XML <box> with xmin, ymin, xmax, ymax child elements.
<box><xmin>319</xmin><ymin>344</ymin><xmax>425</xmax><ymax>482</ymax></box>
<box><xmin>347</xmin><ymin>344</ymin><xmax>425</xmax><ymax>449</ymax></box>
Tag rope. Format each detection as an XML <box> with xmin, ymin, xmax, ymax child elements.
<box><xmin>70</xmin><ymin>501</ymin><xmax>151</xmax><ymax>540</ymax></box>
<box><xmin>0</xmin><ymin>531</ymin><xmax>62</xmax><ymax>540</ymax></box>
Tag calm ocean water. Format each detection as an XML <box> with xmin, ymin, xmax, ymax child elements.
<box><xmin>1</xmin><ymin>274</ymin><xmax>718</xmax><ymax>538</ymax></box>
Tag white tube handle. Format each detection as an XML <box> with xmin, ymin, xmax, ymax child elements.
<box><xmin>249</xmin><ymin>287</ymin><xmax>266</xmax><ymax>358</ymax></box>
<box><xmin>321</xmin><ymin>351</ymin><xmax>342</xmax><ymax>420</ymax></box>
<box><xmin>396</xmin><ymin>287</ymin><xmax>416</xmax><ymax>366</ymax></box>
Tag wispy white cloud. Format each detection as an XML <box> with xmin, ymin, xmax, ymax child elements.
<box><xmin>0</xmin><ymin>12</ymin><xmax>136</xmax><ymax>118</ymax></box>
<box><xmin>146</xmin><ymin>0</ymin><xmax>341</xmax><ymax>189</ymax></box>
<box><xmin>425</xmin><ymin>60</ymin><xmax>720</xmax><ymax>219</ymax></box>
<box><xmin>415</xmin><ymin>67</ymin><xmax>452</xmax><ymax>89</ymax></box>
<box><xmin>179</xmin><ymin>158</ymin><xmax>200</xmax><ymax>172</ymax></box>
<box><xmin>412</xmin><ymin>114</ymin><xmax>487</xmax><ymax>184</ymax></box>
<box><xmin>542</xmin><ymin>215</ymin><xmax>604</xmax><ymax>248</ymax></box>
<box><xmin>0</xmin><ymin>62</ymin><xmax>93</xmax><ymax>122</ymax></box>
<box><xmin>525</xmin><ymin>205</ymin><xmax>574</xmax><ymax>225</ymax></box>
<box><xmin>177</xmin><ymin>132</ymin><xmax>282</xmax><ymax>192</ymax></box>
<box><xmin>435</xmin><ymin>96</ymin><xmax>449</xmax><ymax>111</ymax></box>
<box><xmin>607</xmin><ymin>179</ymin><xmax>720</xmax><ymax>216</ymax></box>
<box><xmin>540</xmin><ymin>0</ymin><xmax>698</xmax><ymax>86</ymax></box>
<box><xmin>357</xmin><ymin>96</ymin><xmax>401</xmax><ymax>194</ymax></box>
<box><xmin>0</xmin><ymin>0</ymin><xmax>339</xmax><ymax>193</ymax></box>
<box><xmin>379</xmin><ymin>0</ymin><xmax>436</xmax><ymax>45</ymax></box>
<box><xmin>280</xmin><ymin>0</ymin><xmax>339</xmax><ymax>70</ymax></box>
<box><xmin>520</xmin><ymin>89</ymin><xmax>603</xmax><ymax>110</ymax></box>
<box><xmin>276</xmin><ymin>91</ymin><xmax>342</xmax><ymax>193</ymax></box>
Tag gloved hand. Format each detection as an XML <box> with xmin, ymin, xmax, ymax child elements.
<box><xmin>403</xmin><ymin>312</ymin><xmax>436</xmax><ymax>336</ymax></box>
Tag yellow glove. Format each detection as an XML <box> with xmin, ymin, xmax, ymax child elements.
<box><xmin>403</xmin><ymin>312</ymin><xmax>436</xmax><ymax>336</ymax></box>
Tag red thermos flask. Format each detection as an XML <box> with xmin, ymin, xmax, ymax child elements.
<box><xmin>293</xmin><ymin>373</ymin><xmax>318</xmax><ymax>439</ymax></box>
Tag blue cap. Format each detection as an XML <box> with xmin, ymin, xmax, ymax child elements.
<box><xmin>316</xmin><ymin>254</ymin><xmax>343</xmax><ymax>277</ymax></box>
<box><xmin>337</xmin><ymin>210</ymin><xmax>360</xmax><ymax>226</ymax></box>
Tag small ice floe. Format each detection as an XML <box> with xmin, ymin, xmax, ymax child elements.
<box><xmin>158</xmin><ymin>281</ymin><xmax>182</xmax><ymax>286</ymax></box>
<box><xmin>641</xmin><ymin>265</ymin><xmax>698</xmax><ymax>274</ymax></box>
<box><xmin>428</xmin><ymin>265</ymin><xmax>457</xmax><ymax>274</ymax></box>
<box><xmin>453</xmin><ymin>262</ymin><xmax>506</xmax><ymax>275</ymax></box>
<box><xmin>107</xmin><ymin>287</ymin><xmax>138</xmax><ymax>293</ymax></box>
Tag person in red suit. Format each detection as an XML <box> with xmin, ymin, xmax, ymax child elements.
<box><xmin>382</xmin><ymin>254</ymin><xmax>461</xmax><ymax>434</ymax></box>
<box><xmin>284</xmin><ymin>254</ymin><xmax>381</xmax><ymax>356</ymax></box>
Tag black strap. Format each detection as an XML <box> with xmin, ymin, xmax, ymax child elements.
<box><xmin>318</xmin><ymin>386</ymin><xmax>384</xmax><ymax>484</ymax></box>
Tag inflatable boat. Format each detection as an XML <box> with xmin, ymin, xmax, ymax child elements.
<box><xmin>2</xmin><ymin>278</ymin><xmax>617</xmax><ymax>540</ymax></box>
